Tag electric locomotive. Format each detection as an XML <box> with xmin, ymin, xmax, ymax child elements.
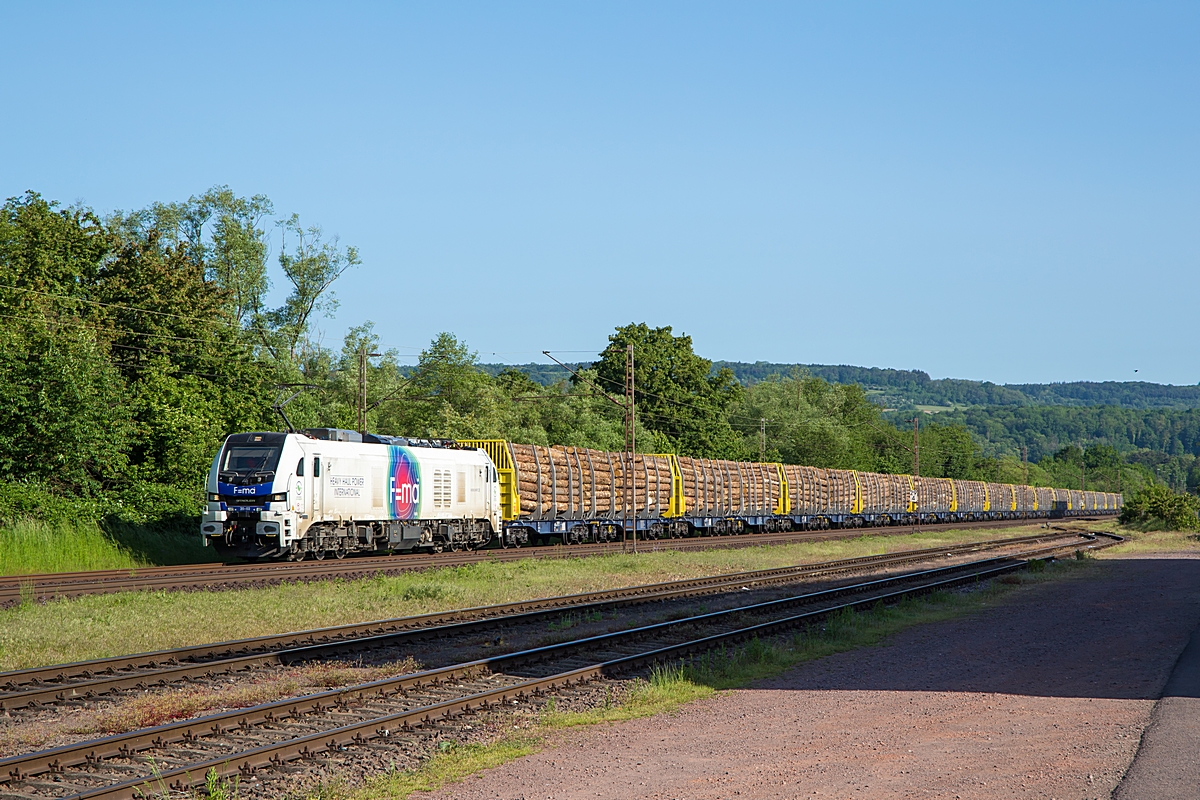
<box><xmin>201</xmin><ymin>428</ymin><xmax>501</xmax><ymax>560</ymax></box>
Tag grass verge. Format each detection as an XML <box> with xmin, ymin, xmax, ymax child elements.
<box><xmin>1076</xmin><ymin>520</ymin><xmax>1200</xmax><ymax>555</ymax></box>
<box><xmin>0</xmin><ymin>518</ymin><xmax>214</xmax><ymax>576</ymax></box>
<box><xmin>310</xmin><ymin>557</ymin><xmax>1089</xmax><ymax>800</ymax></box>
<box><xmin>0</xmin><ymin>525</ymin><xmax>1056</xmax><ymax>671</ymax></box>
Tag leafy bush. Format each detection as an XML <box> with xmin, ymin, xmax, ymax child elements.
<box><xmin>1119</xmin><ymin>483</ymin><xmax>1200</xmax><ymax>531</ymax></box>
<box><xmin>0</xmin><ymin>480</ymin><xmax>104</xmax><ymax>526</ymax></box>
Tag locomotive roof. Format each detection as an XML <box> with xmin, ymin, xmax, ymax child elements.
<box><xmin>224</xmin><ymin>430</ymin><xmax>474</xmax><ymax>450</ymax></box>
<box><xmin>226</xmin><ymin>432</ymin><xmax>289</xmax><ymax>445</ymax></box>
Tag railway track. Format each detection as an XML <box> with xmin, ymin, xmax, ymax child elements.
<box><xmin>0</xmin><ymin>516</ymin><xmax>1115</xmax><ymax>608</ymax></box>
<box><xmin>0</xmin><ymin>530</ymin><xmax>1093</xmax><ymax>711</ymax></box>
<box><xmin>0</xmin><ymin>530</ymin><xmax>1122</xmax><ymax>800</ymax></box>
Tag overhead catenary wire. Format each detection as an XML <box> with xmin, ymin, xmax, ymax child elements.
<box><xmin>0</xmin><ymin>283</ymin><xmax>240</xmax><ymax>327</ymax></box>
<box><xmin>0</xmin><ymin>311</ymin><xmax>248</xmax><ymax>346</ymax></box>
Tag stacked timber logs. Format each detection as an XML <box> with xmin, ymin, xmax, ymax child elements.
<box><xmin>952</xmin><ymin>480</ymin><xmax>985</xmax><ymax>514</ymax></box>
<box><xmin>1035</xmin><ymin>486</ymin><xmax>1056</xmax><ymax>510</ymax></box>
<box><xmin>914</xmin><ymin>476</ymin><xmax>954</xmax><ymax>512</ymax></box>
<box><xmin>986</xmin><ymin>482</ymin><xmax>1014</xmax><ymax>513</ymax></box>
<box><xmin>677</xmin><ymin>458</ymin><xmax>779</xmax><ymax>515</ymax></box>
<box><xmin>860</xmin><ymin>473</ymin><xmax>911</xmax><ymax>515</ymax></box>
<box><xmin>509</xmin><ymin>444</ymin><xmax>673</xmax><ymax>518</ymax></box>
<box><xmin>783</xmin><ymin>466</ymin><xmax>857</xmax><ymax>515</ymax></box>
<box><xmin>1013</xmin><ymin>484</ymin><xmax>1036</xmax><ymax>510</ymax></box>
<box><xmin>617</xmin><ymin>453</ymin><xmax>674</xmax><ymax>517</ymax></box>
<box><xmin>495</xmin><ymin>440</ymin><xmax>1117</xmax><ymax>522</ymax></box>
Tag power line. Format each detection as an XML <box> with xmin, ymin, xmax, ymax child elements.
<box><xmin>0</xmin><ymin>283</ymin><xmax>237</xmax><ymax>327</ymax></box>
<box><xmin>0</xmin><ymin>311</ymin><xmax>250</xmax><ymax>347</ymax></box>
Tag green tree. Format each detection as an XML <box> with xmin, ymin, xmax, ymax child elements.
<box><xmin>733</xmin><ymin>374</ymin><xmax>888</xmax><ymax>470</ymax></box>
<box><xmin>0</xmin><ymin>193</ymin><xmax>127</xmax><ymax>493</ymax></box>
<box><xmin>108</xmin><ymin>186</ymin><xmax>274</xmax><ymax>327</ymax></box>
<box><xmin>592</xmin><ymin>323</ymin><xmax>746</xmax><ymax>458</ymax></box>
<box><xmin>0</xmin><ymin>323</ymin><xmax>129</xmax><ymax>492</ymax></box>
<box><xmin>94</xmin><ymin>226</ymin><xmax>268</xmax><ymax>487</ymax></box>
<box><xmin>260</xmin><ymin>214</ymin><xmax>361</xmax><ymax>363</ymax></box>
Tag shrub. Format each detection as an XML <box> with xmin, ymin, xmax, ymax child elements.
<box><xmin>1119</xmin><ymin>483</ymin><xmax>1200</xmax><ymax>531</ymax></box>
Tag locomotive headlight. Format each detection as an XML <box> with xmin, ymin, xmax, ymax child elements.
<box><xmin>207</xmin><ymin>493</ymin><xmax>220</xmax><ymax>502</ymax></box>
<box><xmin>267</xmin><ymin>493</ymin><xmax>288</xmax><ymax>503</ymax></box>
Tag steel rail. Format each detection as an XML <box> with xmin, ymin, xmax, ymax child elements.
<box><xmin>0</xmin><ymin>531</ymin><xmax>1089</xmax><ymax>708</ymax></box>
<box><xmin>0</xmin><ymin>533</ymin><xmax>1121</xmax><ymax>797</ymax></box>
<box><xmin>0</xmin><ymin>516</ymin><xmax>1115</xmax><ymax>607</ymax></box>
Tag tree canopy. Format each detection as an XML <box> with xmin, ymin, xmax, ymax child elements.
<box><xmin>0</xmin><ymin>188</ymin><xmax>1170</xmax><ymax>528</ymax></box>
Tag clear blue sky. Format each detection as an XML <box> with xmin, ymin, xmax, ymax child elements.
<box><xmin>2</xmin><ymin>2</ymin><xmax>1196</xmax><ymax>385</ymax></box>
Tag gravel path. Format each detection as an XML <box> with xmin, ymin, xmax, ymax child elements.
<box><xmin>420</xmin><ymin>554</ymin><xmax>1200</xmax><ymax>800</ymax></box>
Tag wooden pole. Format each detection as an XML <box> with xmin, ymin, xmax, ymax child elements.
<box><xmin>912</xmin><ymin>416</ymin><xmax>919</xmax><ymax>477</ymax></box>
<box><xmin>625</xmin><ymin>344</ymin><xmax>636</xmax><ymax>554</ymax></box>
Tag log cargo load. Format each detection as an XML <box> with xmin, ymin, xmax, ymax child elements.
<box><xmin>456</xmin><ymin>439</ymin><xmax>1122</xmax><ymax>543</ymax></box>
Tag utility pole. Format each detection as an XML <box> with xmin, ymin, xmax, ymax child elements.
<box><xmin>541</xmin><ymin>348</ymin><xmax>633</xmax><ymax>546</ymax></box>
<box><xmin>760</xmin><ymin>418</ymin><xmax>768</xmax><ymax>461</ymax></box>
<box><xmin>358</xmin><ymin>344</ymin><xmax>381</xmax><ymax>436</ymax></box>
<box><xmin>624</xmin><ymin>344</ymin><xmax>636</xmax><ymax>554</ymax></box>
<box><xmin>1080</xmin><ymin>442</ymin><xmax>1086</xmax><ymax>491</ymax></box>
<box><xmin>912</xmin><ymin>417</ymin><xmax>920</xmax><ymax>477</ymax></box>
<box><xmin>1022</xmin><ymin>445</ymin><xmax>1028</xmax><ymax>485</ymax></box>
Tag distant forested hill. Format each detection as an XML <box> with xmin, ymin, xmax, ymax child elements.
<box><xmin>479</xmin><ymin>360</ymin><xmax>1200</xmax><ymax>410</ymax></box>
<box><xmin>883</xmin><ymin>405</ymin><xmax>1200</xmax><ymax>462</ymax></box>
<box><xmin>711</xmin><ymin>362</ymin><xmax>1200</xmax><ymax>410</ymax></box>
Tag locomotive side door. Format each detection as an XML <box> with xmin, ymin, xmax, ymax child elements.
<box><xmin>477</xmin><ymin>465</ymin><xmax>489</xmax><ymax>518</ymax></box>
<box><xmin>310</xmin><ymin>453</ymin><xmax>322</xmax><ymax>521</ymax></box>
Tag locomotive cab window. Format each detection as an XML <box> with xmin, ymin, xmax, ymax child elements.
<box><xmin>221</xmin><ymin>445</ymin><xmax>282</xmax><ymax>474</ymax></box>
<box><xmin>313</xmin><ymin>457</ymin><xmax>321</xmax><ymax>477</ymax></box>
<box><xmin>296</xmin><ymin>458</ymin><xmax>304</xmax><ymax>477</ymax></box>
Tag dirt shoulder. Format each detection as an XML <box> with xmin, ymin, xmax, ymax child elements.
<box><xmin>420</xmin><ymin>553</ymin><xmax>1200</xmax><ymax>800</ymax></box>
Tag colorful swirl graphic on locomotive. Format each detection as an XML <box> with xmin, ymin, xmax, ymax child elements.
<box><xmin>388</xmin><ymin>446</ymin><xmax>421</xmax><ymax>519</ymax></box>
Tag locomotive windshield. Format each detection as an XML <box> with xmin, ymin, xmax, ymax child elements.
<box><xmin>221</xmin><ymin>445</ymin><xmax>283</xmax><ymax>474</ymax></box>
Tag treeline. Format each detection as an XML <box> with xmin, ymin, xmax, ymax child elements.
<box><xmin>0</xmin><ymin>189</ymin><xmax>1151</xmax><ymax>528</ymax></box>
<box><xmin>480</xmin><ymin>359</ymin><xmax>1200</xmax><ymax>410</ymax></box>
<box><xmin>702</xmin><ymin>361</ymin><xmax>1200</xmax><ymax>410</ymax></box>
<box><xmin>910</xmin><ymin>405</ymin><xmax>1200</xmax><ymax>494</ymax></box>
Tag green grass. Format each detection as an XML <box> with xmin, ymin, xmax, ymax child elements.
<box><xmin>339</xmin><ymin>737</ymin><xmax>542</xmax><ymax>799</ymax></box>
<box><xmin>0</xmin><ymin>520</ymin><xmax>143</xmax><ymax>575</ymax></box>
<box><xmin>1088</xmin><ymin>520</ymin><xmax>1200</xmax><ymax>555</ymax></box>
<box><xmin>0</xmin><ymin>518</ymin><xmax>216</xmax><ymax>577</ymax></box>
<box><xmin>0</xmin><ymin>525</ymin><xmax>1053</xmax><ymax>671</ymax></box>
<box><xmin>312</xmin><ymin>558</ymin><xmax>1092</xmax><ymax>800</ymax></box>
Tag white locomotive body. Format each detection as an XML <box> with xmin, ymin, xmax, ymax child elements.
<box><xmin>201</xmin><ymin>429</ymin><xmax>501</xmax><ymax>560</ymax></box>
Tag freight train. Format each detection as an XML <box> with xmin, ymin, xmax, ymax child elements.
<box><xmin>202</xmin><ymin>428</ymin><xmax>1123</xmax><ymax>560</ymax></box>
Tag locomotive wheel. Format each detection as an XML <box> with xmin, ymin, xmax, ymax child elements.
<box><xmin>334</xmin><ymin>547</ymin><xmax>347</xmax><ymax>560</ymax></box>
<box><xmin>314</xmin><ymin>549</ymin><xmax>326</xmax><ymax>560</ymax></box>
